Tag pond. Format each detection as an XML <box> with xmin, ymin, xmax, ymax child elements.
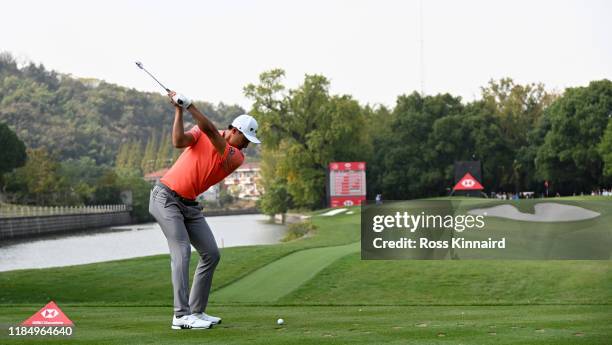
<box><xmin>0</xmin><ymin>214</ymin><xmax>284</xmax><ymax>272</ymax></box>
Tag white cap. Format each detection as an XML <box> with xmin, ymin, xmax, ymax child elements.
<box><xmin>231</xmin><ymin>114</ymin><xmax>261</xmax><ymax>144</ymax></box>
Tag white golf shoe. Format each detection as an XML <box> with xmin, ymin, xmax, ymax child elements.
<box><xmin>192</xmin><ymin>312</ymin><xmax>222</xmax><ymax>325</ymax></box>
<box><xmin>171</xmin><ymin>314</ymin><xmax>213</xmax><ymax>330</ymax></box>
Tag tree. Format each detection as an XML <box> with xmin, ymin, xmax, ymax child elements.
<box><xmin>92</xmin><ymin>169</ymin><xmax>121</xmax><ymax>205</ymax></box>
<box><xmin>374</xmin><ymin>92</ymin><xmax>465</xmax><ymax>199</ymax></box>
<box><xmin>257</xmin><ymin>145</ymin><xmax>292</xmax><ymax>215</ymax></box>
<box><xmin>218</xmin><ymin>189</ymin><xmax>234</xmax><ymax>207</ymax></box>
<box><xmin>141</xmin><ymin>130</ymin><xmax>158</xmax><ymax>173</ymax></box>
<box><xmin>258</xmin><ymin>179</ymin><xmax>290</xmax><ymax>217</ymax></box>
<box><xmin>462</xmin><ymin>101</ymin><xmax>514</xmax><ymax>192</ymax></box>
<box><xmin>598</xmin><ymin>118</ymin><xmax>612</xmax><ymax>180</ymax></box>
<box><xmin>481</xmin><ymin>78</ymin><xmax>556</xmax><ymax>191</ymax></box>
<box><xmin>59</xmin><ymin>156</ymin><xmax>103</xmax><ymax>204</ymax></box>
<box><xmin>536</xmin><ymin>80</ymin><xmax>612</xmax><ymax>193</ymax></box>
<box><xmin>245</xmin><ymin>70</ymin><xmax>371</xmax><ymax>209</ymax></box>
<box><xmin>116</xmin><ymin>168</ymin><xmax>153</xmax><ymax>222</ymax></box>
<box><xmin>114</xmin><ymin>140</ymin><xmax>130</xmax><ymax>169</ymax></box>
<box><xmin>0</xmin><ymin>122</ymin><xmax>27</xmax><ymax>179</ymax></box>
<box><xmin>126</xmin><ymin>140</ymin><xmax>143</xmax><ymax>171</ymax></box>
<box><xmin>5</xmin><ymin>148</ymin><xmax>63</xmax><ymax>205</ymax></box>
<box><xmin>363</xmin><ymin>105</ymin><xmax>394</xmax><ymax>199</ymax></box>
<box><xmin>155</xmin><ymin>129</ymin><xmax>172</xmax><ymax>171</ymax></box>
<box><xmin>0</xmin><ymin>52</ymin><xmax>246</xmax><ymax>166</ymax></box>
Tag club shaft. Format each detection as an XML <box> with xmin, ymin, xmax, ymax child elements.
<box><xmin>141</xmin><ymin>67</ymin><xmax>170</xmax><ymax>92</ymax></box>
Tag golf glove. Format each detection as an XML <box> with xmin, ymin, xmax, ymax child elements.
<box><xmin>172</xmin><ymin>93</ymin><xmax>192</xmax><ymax>109</ymax></box>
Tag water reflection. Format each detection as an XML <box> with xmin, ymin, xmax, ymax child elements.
<box><xmin>0</xmin><ymin>214</ymin><xmax>284</xmax><ymax>272</ymax></box>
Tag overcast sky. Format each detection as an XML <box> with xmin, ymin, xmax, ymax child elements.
<box><xmin>1</xmin><ymin>0</ymin><xmax>610</xmax><ymax>109</ymax></box>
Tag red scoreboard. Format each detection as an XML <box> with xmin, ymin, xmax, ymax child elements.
<box><xmin>328</xmin><ymin>162</ymin><xmax>366</xmax><ymax>207</ymax></box>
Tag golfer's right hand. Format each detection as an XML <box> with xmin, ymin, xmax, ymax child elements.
<box><xmin>167</xmin><ymin>91</ymin><xmax>180</xmax><ymax>108</ymax></box>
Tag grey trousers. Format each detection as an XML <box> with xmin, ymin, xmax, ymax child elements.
<box><xmin>148</xmin><ymin>184</ymin><xmax>220</xmax><ymax>317</ymax></box>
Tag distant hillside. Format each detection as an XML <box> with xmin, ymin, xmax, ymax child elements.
<box><xmin>0</xmin><ymin>52</ymin><xmax>247</xmax><ymax>165</ymax></box>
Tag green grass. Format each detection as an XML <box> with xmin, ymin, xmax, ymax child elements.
<box><xmin>0</xmin><ymin>246</ymin><xmax>295</xmax><ymax>306</ymax></box>
<box><xmin>0</xmin><ymin>200</ymin><xmax>610</xmax><ymax>344</ymax></box>
<box><xmin>0</xmin><ymin>211</ymin><xmax>360</xmax><ymax>306</ymax></box>
<box><xmin>1</xmin><ymin>305</ymin><xmax>610</xmax><ymax>345</ymax></box>
<box><xmin>213</xmin><ymin>242</ymin><xmax>359</xmax><ymax>303</ymax></box>
<box><xmin>280</xmin><ymin>253</ymin><xmax>612</xmax><ymax>305</ymax></box>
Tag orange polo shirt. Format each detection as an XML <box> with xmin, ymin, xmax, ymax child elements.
<box><xmin>160</xmin><ymin>126</ymin><xmax>244</xmax><ymax>200</ymax></box>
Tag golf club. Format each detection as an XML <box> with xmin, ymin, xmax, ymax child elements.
<box><xmin>135</xmin><ymin>61</ymin><xmax>170</xmax><ymax>92</ymax></box>
<box><xmin>135</xmin><ymin>61</ymin><xmax>187</xmax><ymax>107</ymax></box>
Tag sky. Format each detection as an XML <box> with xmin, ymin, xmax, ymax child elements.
<box><xmin>1</xmin><ymin>0</ymin><xmax>610</xmax><ymax>109</ymax></box>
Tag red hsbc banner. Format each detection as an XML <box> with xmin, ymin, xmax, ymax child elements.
<box><xmin>329</xmin><ymin>162</ymin><xmax>366</xmax><ymax>171</ymax></box>
<box><xmin>453</xmin><ymin>173</ymin><xmax>484</xmax><ymax>191</ymax></box>
<box><xmin>329</xmin><ymin>162</ymin><xmax>366</xmax><ymax>207</ymax></box>
<box><xmin>21</xmin><ymin>301</ymin><xmax>74</xmax><ymax>326</ymax></box>
<box><xmin>330</xmin><ymin>196</ymin><xmax>365</xmax><ymax>208</ymax></box>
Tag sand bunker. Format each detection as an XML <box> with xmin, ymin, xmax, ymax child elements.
<box><xmin>468</xmin><ymin>203</ymin><xmax>600</xmax><ymax>222</ymax></box>
<box><xmin>321</xmin><ymin>208</ymin><xmax>348</xmax><ymax>216</ymax></box>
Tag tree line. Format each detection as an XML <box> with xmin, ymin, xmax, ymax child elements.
<box><xmin>115</xmin><ymin>129</ymin><xmax>182</xmax><ymax>174</ymax></box>
<box><xmin>0</xmin><ymin>52</ymin><xmax>252</xmax><ymax>220</ymax></box>
<box><xmin>246</xmin><ymin>70</ymin><xmax>612</xmax><ymax>214</ymax></box>
<box><xmin>1</xmin><ymin>52</ymin><xmax>611</xmax><ymax>216</ymax></box>
<box><xmin>0</xmin><ymin>52</ymin><xmax>247</xmax><ymax>166</ymax></box>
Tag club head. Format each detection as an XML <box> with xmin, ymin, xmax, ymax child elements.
<box><xmin>134</xmin><ymin>61</ymin><xmax>171</xmax><ymax>92</ymax></box>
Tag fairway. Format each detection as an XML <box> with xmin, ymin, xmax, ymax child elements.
<box><xmin>1</xmin><ymin>199</ymin><xmax>611</xmax><ymax>344</ymax></box>
<box><xmin>212</xmin><ymin>242</ymin><xmax>360</xmax><ymax>303</ymax></box>
<box><xmin>1</xmin><ymin>305</ymin><xmax>610</xmax><ymax>345</ymax></box>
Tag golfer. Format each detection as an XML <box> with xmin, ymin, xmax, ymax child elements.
<box><xmin>149</xmin><ymin>91</ymin><xmax>260</xmax><ymax>330</ymax></box>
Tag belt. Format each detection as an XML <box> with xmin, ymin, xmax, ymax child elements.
<box><xmin>156</xmin><ymin>182</ymin><xmax>199</xmax><ymax>206</ymax></box>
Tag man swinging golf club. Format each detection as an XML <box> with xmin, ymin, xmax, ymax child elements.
<box><xmin>148</xmin><ymin>91</ymin><xmax>260</xmax><ymax>330</ymax></box>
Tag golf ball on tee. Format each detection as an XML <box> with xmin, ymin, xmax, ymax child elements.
<box><xmin>277</xmin><ymin>318</ymin><xmax>284</xmax><ymax>325</ymax></box>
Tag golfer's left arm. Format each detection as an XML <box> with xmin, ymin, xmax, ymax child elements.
<box><xmin>167</xmin><ymin>91</ymin><xmax>226</xmax><ymax>155</ymax></box>
<box><xmin>186</xmin><ymin>104</ymin><xmax>226</xmax><ymax>155</ymax></box>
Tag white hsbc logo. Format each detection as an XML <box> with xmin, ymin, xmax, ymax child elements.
<box><xmin>461</xmin><ymin>179</ymin><xmax>475</xmax><ymax>187</ymax></box>
<box><xmin>41</xmin><ymin>308</ymin><xmax>59</xmax><ymax>318</ymax></box>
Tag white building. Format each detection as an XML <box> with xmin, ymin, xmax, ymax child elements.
<box><xmin>224</xmin><ymin>162</ymin><xmax>262</xmax><ymax>200</ymax></box>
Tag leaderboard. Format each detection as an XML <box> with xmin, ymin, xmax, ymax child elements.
<box><xmin>328</xmin><ymin>162</ymin><xmax>366</xmax><ymax>207</ymax></box>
